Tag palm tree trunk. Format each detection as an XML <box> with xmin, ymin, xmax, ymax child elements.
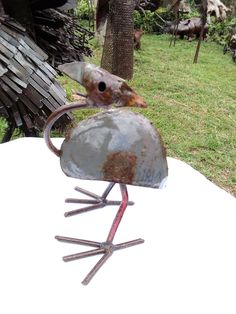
<box><xmin>101</xmin><ymin>0</ymin><xmax>135</xmax><ymax>80</ymax></box>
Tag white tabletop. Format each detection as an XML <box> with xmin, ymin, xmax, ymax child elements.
<box><xmin>0</xmin><ymin>138</ymin><xmax>235</xmax><ymax>314</ymax></box>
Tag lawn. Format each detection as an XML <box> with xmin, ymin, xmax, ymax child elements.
<box><xmin>1</xmin><ymin>34</ymin><xmax>235</xmax><ymax>196</ymax></box>
<box><xmin>130</xmin><ymin>35</ymin><xmax>236</xmax><ymax>196</ymax></box>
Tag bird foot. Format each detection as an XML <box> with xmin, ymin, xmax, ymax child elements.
<box><xmin>55</xmin><ymin>235</ymin><xmax>144</xmax><ymax>285</ymax></box>
<box><xmin>64</xmin><ymin>183</ymin><xmax>134</xmax><ymax>217</ymax></box>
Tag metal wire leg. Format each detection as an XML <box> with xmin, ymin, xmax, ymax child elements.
<box><xmin>56</xmin><ymin>184</ymin><xmax>144</xmax><ymax>285</ymax></box>
<box><xmin>64</xmin><ymin>182</ymin><xmax>134</xmax><ymax>217</ymax></box>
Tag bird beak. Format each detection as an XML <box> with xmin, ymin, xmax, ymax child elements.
<box><xmin>124</xmin><ymin>94</ymin><xmax>147</xmax><ymax>108</ymax></box>
<box><xmin>116</xmin><ymin>82</ymin><xmax>147</xmax><ymax>108</ymax></box>
<box><xmin>58</xmin><ymin>62</ymin><xmax>147</xmax><ymax>108</ymax></box>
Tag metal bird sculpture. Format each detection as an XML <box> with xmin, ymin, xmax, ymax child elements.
<box><xmin>44</xmin><ymin>62</ymin><xmax>168</xmax><ymax>285</ymax></box>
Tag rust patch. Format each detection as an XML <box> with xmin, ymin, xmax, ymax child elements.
<box><xmin>102</xmin><ymin>151</ymin><xmax>137</xmax><ymax>184</ymax></box>
<box><xmin>83</xmin><ymin>77</ymin><xmax>114</xmax><ymax>106</ymax></box>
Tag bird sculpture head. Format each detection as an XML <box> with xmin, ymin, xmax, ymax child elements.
<box><xmin>58</xmin><ymin>62</ymin><xmax>147</xmax><ymax>108</ymax></box>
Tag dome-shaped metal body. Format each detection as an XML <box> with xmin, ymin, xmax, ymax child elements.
<box><xmin>60</xmin><ymin>109</ymin><xmax>168</xmax><ymax>188</ymax></box>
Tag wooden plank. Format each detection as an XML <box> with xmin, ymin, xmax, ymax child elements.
<box><xmin>0</xmin><ymin>42</ymin><xmax>14</xmax><ymax>59</ymax></box>
<box><xmin>14</xmin><ymin>51</ymin><xmax>34</xmax><ymax>74</ymax></box>
<box><xmin>0</xmin><ymin>88</ymin><xmax>13</xmax><ymax>108</ymax></box>
<box><xmin>0</xmin><ymin>100</ymin><xmax>9</xmax><ymax>118</ymax></box>
<box><xmin>0</xmin><ymin>24</ymin><xmax>24</xmax><ymax>40</ymax></box>
<box><xmin>35</xmin><ymin>68</ymin><xmax>52</xmax><ymax>85</ymax></box>
<box><xmin>0</xmin><ymin>53</ymin><xmax>10</xmax><ymax>65</ymax></box>
<box><xmin>0</xmin><ymin>79</ymin><xmax>19</xmax><ymax>102</ymax></box>
<box><xmin>17</xmin><ymin>101</ymin><xmax>34</xmax><ymax>129</ymax></box>
<box><xmin>23</xmin><ymin>84</ymin><xmax>44</xmax><ymax>108</ymax></box>
<box><xmin>23</xmin><ymin>35</ymin><xmax>48</xmax><ymax>61</ymax></box>
<box><xmin>8</xmin><ymin>58</ymin><xmax>30</xmax><ymax>80</ymax></box>
<box><xmin>50</xmin><ymin>81</ymin><xmax>66</xmax><ymax>104</ymax></box>
<box><xmin>49</xmin><ymin>87</ymin><xmax>65</xmax><ymax>107</ymax></box>
<box><xmin>8</xmin><ymin>71</ymin><xmax>28</xmax><ymax>89</ymax></box>
<box><xmin>1</xmin><ymin>75</ymin><xmax>23</xmax><ymax>94</ymax></box>
<box><xmin>19</xmin><ymin>93</ymin><xmax>39</xmax><ymax>114</ymax></box>
<box><xmin>12</xmin><ymin>103</ymin><xmax>23</xmax><ymax>127</ymax></box>
<box><xmin>19</xmin><ymin>38</ymin><xmax>47</xmax><ymax>62</ymax></box>
<box><xmin>28</xmin><ymin>77</ymin><xmax>49</xmax><ymax>99</ymax></box>
<box><xmin>0</xmin><ymin>62</ymin><xmax>7</xmax><ymax>76</ymax></box>
<box><xmin>41</xmin><ymin>98</ymin><xmax>57</xmax><ymax>112</ymax></box>
<box><xmin>31</xmin><ymin>72</ymin><xmax>50</xmax><ymax>91</ymax></box>
<box><xmin>18</xmin><ymin>42</ymin><xmax>43</xmax><ymax>67</ymax></box>
<box><xmin>0</xmin><ymin>36</ymin><xmax>17</xmax><ymax>54</ymax></box>
<box><xmin>0</xmin><ymin>28</ymin><xmax>20</xmax><ymax>48</ymax></box>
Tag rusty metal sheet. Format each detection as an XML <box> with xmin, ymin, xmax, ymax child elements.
<box><xmin>60</xmin><ymin>109</ymin><xmax>168</xmax><ymax>188</ymax></box>
<box><xmin>1</xmin><ymin>75</ymin><xmax>22</xmax><ymax>94</ymax></box>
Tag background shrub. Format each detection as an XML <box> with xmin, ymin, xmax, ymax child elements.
<box><xmin>208</xmin><ymin>17</ymin><xmax>236</xmax><ymax>45</ymax></box>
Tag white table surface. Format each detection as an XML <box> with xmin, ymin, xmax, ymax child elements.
<box><xmin>0</xmin><ymin>138</ymin><xmax>235</xmax><ymax>314</ymax></box>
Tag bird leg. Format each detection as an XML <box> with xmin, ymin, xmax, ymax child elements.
<box><xmin>64</xmin><ymin>182</ymin><xmax>134</xmax><ymax>217</ymax></box>
<box><xmin>55</xmin><ymin>184</ymin><xmax>144</xmax><ymax>285</ymax></box>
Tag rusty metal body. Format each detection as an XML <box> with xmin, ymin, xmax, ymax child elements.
<box><xmin>61</xmin><ymin>109</ymin><xmax>168</xmax><ymax>188</ymax></box>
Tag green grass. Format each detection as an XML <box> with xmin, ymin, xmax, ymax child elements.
<box><xmin>1</xmin><ymin>34</ymin><xmax>235</xmax><ymax>195</ymax></box>
<box><xmin>130</xmin><ymin>35</ymin><xmax>236</xmax><ymax>196</ymax></box>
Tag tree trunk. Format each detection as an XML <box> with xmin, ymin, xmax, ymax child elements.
<box><xmin>101</xmin><ymin>0</ymin><xmax>135</xmax><ymax>80</ymax></box>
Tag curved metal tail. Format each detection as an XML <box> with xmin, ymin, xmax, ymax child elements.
<box><xmin>43</xmin><ymin>102</ymin><xmax>87</xmax><ymax>157</ymax></box>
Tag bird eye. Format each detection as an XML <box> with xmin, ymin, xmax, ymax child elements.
<box><xmin>98</xmin><ymin>81</ymin><xmax>106</xmax><ymax>92</ymax></box>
